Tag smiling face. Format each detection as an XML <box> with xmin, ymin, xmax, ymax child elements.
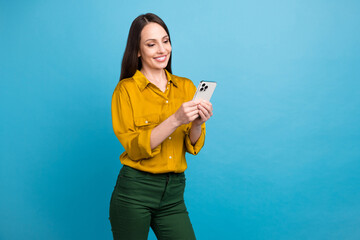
<box><xmin>138</xmin><ymin>22</ymin><xmax>172</xmax><ymax>72</ymax></box>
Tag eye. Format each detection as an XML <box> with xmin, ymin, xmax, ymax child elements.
<box><xmin>164</xmin><ymin>39</ymin><xmax>169</xmax><ymax>43</ymax></box>
<box><xmin>147</xmin><ymin>44</ymin><xmax>155</xmax><ymax>47</ymax></box>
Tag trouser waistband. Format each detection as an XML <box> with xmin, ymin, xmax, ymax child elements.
<box><xmin>121</xmin><ymin>165</ymin><xmax>185</xmax><ymax>180</ymax></box>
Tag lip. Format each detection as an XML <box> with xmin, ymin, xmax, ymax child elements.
<box><xmin>154</xmin><ymin>55</ymin><xmax>167</xmax><ymax>62</ymax></box>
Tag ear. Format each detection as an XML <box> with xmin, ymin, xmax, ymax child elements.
<box><xmin>138</xmin><ymin>51</ymin><xmax>141</xmax><ymax>58</ymax></box>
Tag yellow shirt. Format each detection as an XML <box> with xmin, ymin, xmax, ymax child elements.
<box><xmin>111</xmin><ymin>70</ymin><xmax>206</xmax><ymax>174</ymax></box>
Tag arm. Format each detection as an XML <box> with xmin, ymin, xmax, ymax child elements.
<box><xmin>189</xmin><ymin>100</ymin><xmax>213</xmax><ymax>145</ymax></box>
<box><xmin>150</xmin><ymin>101</ymin><xmax>200</xmax><ymax>149</ymax></box>
<box><xmin>112</xmin><ymin>87</ymin><xmax>162</xmax><ymax>160</ymax></box>
<box><xmin>189</xmin><ymin>124</ymin><xmax>202</xmax><ymax>145</ymax></box>
<box><xmin>184</xmin><ymin>100</ymin><xmax>212</xmax><ymax>155</ymax></box>
<box><xmin>112</xmin><ymin>84</ymin><xmax>212</xmax><ymax>158</ymax></box>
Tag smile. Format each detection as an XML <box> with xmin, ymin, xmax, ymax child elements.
<box><xmin>154</xmin><ymin>55</ymin><xmax>167</xmax><ymax>62</ymax></box>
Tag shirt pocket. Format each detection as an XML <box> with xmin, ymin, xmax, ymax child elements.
<box><xmin>134</xmin><ymin>114</ymin><xmax>160</xmax><ymax>130</ymax></box>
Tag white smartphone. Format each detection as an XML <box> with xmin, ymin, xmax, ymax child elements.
<box><xmin>193</xmin><ymin>81</ymin><xmax>217</xmax><ymax>102</ymax></box>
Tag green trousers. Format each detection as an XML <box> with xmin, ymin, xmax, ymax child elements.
<box><xmin>109</xmin><ymin>165</ymin><xmax>196</xmax><ymax>240</ymax></box>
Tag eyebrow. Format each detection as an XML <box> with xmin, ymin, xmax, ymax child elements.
<box><xmin>144</xmin><ymin>35</ymin><xmax>169</xmax><ymax>43</ymax></box>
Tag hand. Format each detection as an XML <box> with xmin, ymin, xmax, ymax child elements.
<box><xmin>192</xmin><ymin>100</ymin><xmax>213</xmax><ymax>126</ymax></box>
<box><xmin>173</xmin><ymin>101</ymin><xmax>200</xmax><ymax>127</ymax></box>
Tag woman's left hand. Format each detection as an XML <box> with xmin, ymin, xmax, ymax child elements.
<box><xmin>192</xmin><ymin>100</ymin><xmax>213</xmax><ymax>126</ymax></box>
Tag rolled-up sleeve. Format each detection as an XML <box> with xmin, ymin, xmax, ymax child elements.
<box><xmin>111</xmin><ymin>87</ymin><xmax>161</xmax><ymax>161</ymax></box>
<box><xmin>184</xmin><ymin>122</ymin><xmax>206</xmax><ymax>155</ymax></box>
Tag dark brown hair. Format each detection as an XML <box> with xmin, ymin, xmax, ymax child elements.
<box><xmin>119</xmin><ymin>13</ymin><xmax>172</xmax><ymax>81</ymax></box>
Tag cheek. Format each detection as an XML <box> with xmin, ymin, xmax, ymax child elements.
<box><xmin>140</xmin><ymin>49</ymin><xmax>152</xmax><ymax>60</ymax></box>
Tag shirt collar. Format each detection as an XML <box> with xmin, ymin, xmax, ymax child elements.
<box><xmin>133</xmin><ymin>69</ymin><xmax>178</xmax><ymax>91</ymax></box>
<box><xmin>165</xmin><ymin>69</ymin><xmax>178</xmax><ymax>87</ymax></box>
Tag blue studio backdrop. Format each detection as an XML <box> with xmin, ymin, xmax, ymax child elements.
<box><xmin>1</xmin><ymin>0</ymin><xmax>360</xmax><ymax>239</ymax></box>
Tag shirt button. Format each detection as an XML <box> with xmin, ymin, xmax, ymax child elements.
<box><xmin>169</xmin><ymin>156</ymin><xmax>172</xmax><ymax>159</ymax></box>
<box><xmin>169</xmin><ymin>136</ymin><xmax>172</xmax><ymax>140</ymax></box>
<box><xmin>168</xmin><ymin>82</ymin><xmax>170</xmax><ymax>85</ymax></box>
<box><xmin>145</xmin><ymin>120</ymin><xmax>148</xmax><ymax>124</ymax></box>
<box><xmin>165</xmin><ymin>100</ymin><xmax>168</xmax><ymax>104</ymax></box>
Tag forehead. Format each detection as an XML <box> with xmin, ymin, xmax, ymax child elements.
<box><xmin>140</xmin><ymin>22</ymin><xmax>168</xmax><ymax>41</ymax></box>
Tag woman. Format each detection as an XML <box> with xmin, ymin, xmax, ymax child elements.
<box><xmin>109</xmin><ymin>13</ymin><xmax>213</xmax><ymax>240</ymax></box>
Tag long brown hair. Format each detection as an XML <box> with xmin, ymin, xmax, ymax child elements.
<box><xmin>120</xmin><ymin>13</ymin><xmax>172</xmax><ymax>81</ymax></box>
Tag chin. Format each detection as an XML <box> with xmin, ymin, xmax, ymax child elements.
<box><xmin>153</xmin><ymin>62</ymin><xmax>169</xmax><ymax>70</ymax></box>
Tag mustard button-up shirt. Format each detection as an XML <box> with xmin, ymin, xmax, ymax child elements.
<box><xmin>111</xmin><ymin>70</ymin><xmax>206</xmax><ymax>174</ymax></box>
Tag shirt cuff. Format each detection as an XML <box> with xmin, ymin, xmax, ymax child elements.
<box><xmin>136</xmin><ymin>128</ymin><xmax>161</xmax><ymax>159</ymax></box>
<box><xmin>185</xmin><ymin>123</ymin><xmax>206</xmax><ymax>155</ymax></box>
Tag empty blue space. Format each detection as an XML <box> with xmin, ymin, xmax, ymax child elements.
<box><xmin>1</xmin><ymin>0</ymin><xmax>360</xmax><ymax>239</ymax></box>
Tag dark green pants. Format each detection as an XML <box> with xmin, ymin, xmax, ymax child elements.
<box><xmin>109</xmin><ymin>165</ymin><xmax>196</xmax><ymax>240</ymax></box>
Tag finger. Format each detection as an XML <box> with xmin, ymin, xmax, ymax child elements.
<box><xmin>198</xmin><ymin>102</ymin><xmax>211</xmax><ymax>112</ymax></box>
<box><xmin>188</xmin><ymin>109</ymin><xmax>200</xmax><ymax>121</ymax></box>
<box><xmin>198</xmin><ymin>108</ymin><xmax>207</xmax><ymax>120</ymax></box>
<box><xmin>183</xmin><ymin>101</ymin><xmax>198</xmax><ymax>107</ymax></box>
<box><xmin>184</xmin><ymin>105</ymin><xmax>198</xmax><ymax>113</ymax></box>
<box><xmin>198</xmin><ymin>104</ymin><xmax>211</xmax><ymax>118</ymax></box>
<box><xmin>189</xmin><ymin>113</ymin><xmax>200</xmax><ymax>122</ymax></box>
<box><xmin>202</xmin><ymin>103</ymin><xmax>213</xmax><ymax>116</ymax></box>
<box><xmin>200</xmin><ymin>101</ymin><xmax>213</xmax><ymax>112</ymax></box>
<box><xmin>187</xmin><ymin>109</ymin><xmax>199</xmax><ymax>118</ymax></box>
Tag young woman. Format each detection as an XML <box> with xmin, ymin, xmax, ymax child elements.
<box><xmin>109</xmin><ymin>13</ymin><xmax>213</xmax><ymax>240</ymax></box>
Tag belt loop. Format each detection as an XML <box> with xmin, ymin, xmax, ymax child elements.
<box><xmin>166</xmin><ymin>173</ymin><xmax>170</xmax><ymax>184</ymax></box>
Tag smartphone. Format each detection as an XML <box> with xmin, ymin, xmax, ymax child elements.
<box><xmin>193</xmin><ymin>81</ymin><xmax>217</xmax><ymax>102</ymax></box>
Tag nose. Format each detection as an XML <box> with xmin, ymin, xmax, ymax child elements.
<box><xmin>157</xmin><ymin>43</ymin><xmax>166</xmax><ymax>53</ymax></box>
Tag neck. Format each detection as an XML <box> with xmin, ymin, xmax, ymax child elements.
<box><xmin>140</xmin><ymin>67</ymin><xmax>167</xmax><ymax>84</ymax></box>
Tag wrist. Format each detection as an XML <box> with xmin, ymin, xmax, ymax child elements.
<box><xmin>192</xmin><ymin>117</ymin><xmax>203</xmax><ymax>127</ymax></box>
<box><xmin>191</xmin><ymin>121</ymin><xmax>202</xmax><ymax>129</ymax></box>
<box><xmin>170</xmin><ymin>114</ymin><xmax>181</xmax><ymax>128</ymax></box>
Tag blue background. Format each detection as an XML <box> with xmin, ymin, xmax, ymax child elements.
<box><xmin>1</xmin><ymin>0</ymin><xmax>360</xmax><ymax>239</ymax></box>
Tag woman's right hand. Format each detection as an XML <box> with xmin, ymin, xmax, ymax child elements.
<box><xmin>172</xmin><ymin>101</ymin><xmax>200</xmax><ymax>127</ymax></box>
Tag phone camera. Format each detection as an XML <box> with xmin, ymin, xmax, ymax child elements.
<box><xmin>200</xmin><ymin>83</ymin><xmax>208</xmax><ymax>92</ymax></box>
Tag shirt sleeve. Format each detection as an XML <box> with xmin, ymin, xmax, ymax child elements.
<box><xmin>184</xmin><ymin>122</ymin><xmax>206</xmax><ymax>155</ymax></box>
<box><xmin>111</xmin><ymin>86</ymin><xmax>161</xmax><ymax>161</ymax></box>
